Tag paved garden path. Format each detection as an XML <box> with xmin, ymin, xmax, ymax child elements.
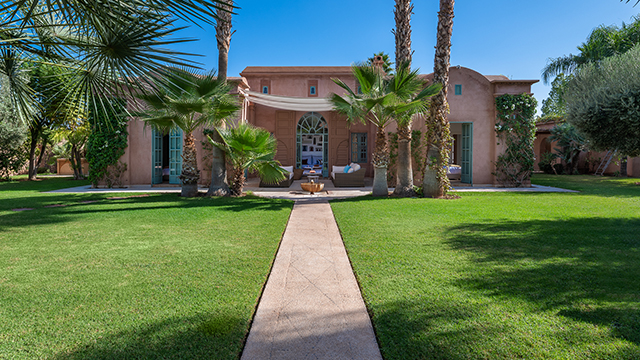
<box><xmin>241</xmin><ymin>200</ymin><xmax>382</xmax><ymax>360</ymax></box>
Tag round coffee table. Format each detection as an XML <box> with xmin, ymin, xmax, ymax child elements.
<box><xmin>307</xmin><ymin>175</ymin><xmax>320</xmax><ymax>183</ymax></box>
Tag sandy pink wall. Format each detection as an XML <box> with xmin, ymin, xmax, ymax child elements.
<box><xmin>244</xmin><ymin>66</ymin><xmax>535</xmax><ymax>185</ymax></box>
<box><xmin>120</xmin><ymin>116</ymin><xmax>210</xmax><ymax>186</ymax></box>
<box><xmin>120</xmin><ymin>67</ymin><xmax>536</xmax><ymax>185</ymax></box>
<box><xmin>56</xmin><ymin>158</ymin><xmax>89</xmax><ymax>175</ymax></box>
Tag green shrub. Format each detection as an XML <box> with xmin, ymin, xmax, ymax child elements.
<box><xmin>538</xmin><ymin>152</ymin><xmax>558</xmax><ymax>174</ymax></box>
<box><xmin>86</xmin><ymin>99</ymin><xmax>128</xmax><ymax>187</ymax></box>
<box><xmin>0</xmin><ymin>90</ymin><xmax>28</xmax><ymax>179</ymax></box>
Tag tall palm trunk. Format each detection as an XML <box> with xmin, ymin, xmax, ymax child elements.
<box><xmin>207</xmin><ymin>1</ymin><xmax>234</xmax><ymax>197</ymax></box>
<box><xmin>180</xmin><ymin>132</ymin><xmax>200</xmax><ymax>197</ymax></box>
<box><xmin>392</xmin><ymin>0</ymin><xmax>416</xmax><ymax>197</ymax></box>
<box><xmin>393</xmin><ymin>0</ymin><xmax>413</xmax><ymax>69</ymax></box>
<box><xmin>424</xmin><ymin>0</ymin><xmax>455</xmax><ymax>198</ymax></box>
<box><xmin>372</xmin><ymin>126</ymin><xmax>390</xmax><ymax>197</ymax></box>
<box><xmin>394</xmin><ymin>125</ymin><xmax>415</xmax><ymax>196</ymax></box>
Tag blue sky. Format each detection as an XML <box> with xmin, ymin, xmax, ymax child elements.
<box><xmin>173</xmin><ymin>0</ymin><xmax>639</xmax><ymax>114</ymax></box>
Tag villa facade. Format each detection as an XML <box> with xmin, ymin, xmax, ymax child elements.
<box><xmin>115</xmin><ymin>66</ymin><xmax>538</xmax><ymax>186</ymax></box>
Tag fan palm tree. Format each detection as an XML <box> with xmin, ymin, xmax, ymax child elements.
<box><xmin>134</xmin><ymin>68</ymin><xmax>240</xmax><ymax>197</ymax></box>
<box><xmin>209</xmin><ymin>122</ymin><xmax>286</xmax><ymax>196</ymax></box>
<box><xmin>541</xmin><ymin>19</ymin><xmax>640</xmax><ymax>84</ymax></box>
<box><xmin>423</xmin><ymin>0</ymin><xmax>455</xmax><ymax>198</ymax></box>
<box><xmin>207</xmin><ymin>0</ymin><xmax>235</xmax><ymax>197</ymax></box>
<box><xmin>330</xmin><ymin>64</ymin><xmax>440</xmax><ymax>197</ymax></box>
<box><xmin>392</xmin><ymin>0</ymin><xmax>416</xmax><ymax>197</ymax></box>
<box><xmin>1</xmin><ymin>0</ymin><xmax>233</xmax><ymax>125</ymax></box>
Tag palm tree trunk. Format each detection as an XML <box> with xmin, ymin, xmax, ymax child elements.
<box><xmin>215</xmin><ymin>1</ymin><xmax>233</xmax><ymax>83</ymax></box>
<box><xmin>372</xmin><ymin>126</ymin><xmax>390</xmax><ymax>197</ymax></box>
<box><xmin>206</xmin><ymin>129</ymin><xmax>231</xmax><ymax>196</ymax></box>
<box><xmin>392</xmin><ymin>0</ymin><xmax>415</xmax><ymax>197</ymax></box>
<box><xmin>393</xmin><ymin>124</ymin><xmax>416</xmax><ymax>196</ymax></box>
<box><xmin>424</xmin><ymin>0</ymin><xmax>455</xmax><ymax>198</ymax></box>
<box><xmin>207</xmin><ymin>1</ymin><xmax>234</xmax><ymax>196</ymax></box>
<box><xmin>231</xmin><ymin>167</ymin><xmax>245</xmax><ymax>196</ymax></box>
<box><xmin>393</xmin><ymin>0</ymin><xmax>413</xmax><ymax>69</ymax></box>
<box><xmin>180</xmin><ymin>132</ymin><xmax>200</xmax><ymax>197</ymax></box>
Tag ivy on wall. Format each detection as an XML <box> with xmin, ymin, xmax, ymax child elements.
<box><xmin>494</xmin><ymin>94</ymin><xmax>537</xmax><ymax>187</ymax></box>
<box><xmin>86</xmin><ymin>100</ymin><xmax>128</xmax><ymax>187</ymax></box>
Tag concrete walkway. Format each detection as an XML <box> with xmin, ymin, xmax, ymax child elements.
<box><xmin>241</xmin><ymin>200</ymin><xmax>382</xmax><ymax>360</ymax></box>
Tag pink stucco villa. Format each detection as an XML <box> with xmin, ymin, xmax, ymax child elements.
<box><xmin>115</xmin><ymin>65</ymin><xmax>538</xmax><ymax>187</ymax></box>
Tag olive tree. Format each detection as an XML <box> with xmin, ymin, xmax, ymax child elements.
<box><xmin>564</xmin><ymin>45</ymin><xmax>640</xmax><ymax>157</ymax></box>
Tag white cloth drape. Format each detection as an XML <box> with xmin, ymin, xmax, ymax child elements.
<box><xmin>243</xmin><ymin>90</ymin><xmax>334</xmax><ymax>112</ymax></box>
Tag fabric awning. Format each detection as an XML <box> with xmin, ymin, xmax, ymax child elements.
<box><xmin>243</xmin><ymin>90</ymin><xmax>335</xmax><ymax>112</ymax></box>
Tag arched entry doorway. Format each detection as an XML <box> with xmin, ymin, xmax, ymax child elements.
<box><xmin>296</xmin><ymin>112</ymin><xmax>328</xmax><ymax>177</ymax></box>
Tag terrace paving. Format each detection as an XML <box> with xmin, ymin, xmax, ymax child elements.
<box><xmin>48</xmin><ymin>177</ymin><xmax>577</xmax><ymax>199</ymax></box>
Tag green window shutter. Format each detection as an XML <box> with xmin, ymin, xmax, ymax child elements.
<box><xmin>169</xmin><ymin>128</ymin><xmax>183</xmax><ymax>184</ymax></box>
<box><xmin>455</xmin><ymin>84</ymin><xmax>462</xmax><ymax>95</ymax></box>
<box><xmin>351</xmin><ymin>133</ymin><xmax>367</xmax><ymax>163</ymax></box>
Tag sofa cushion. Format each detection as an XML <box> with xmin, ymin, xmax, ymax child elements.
<box><xmin>351</xmin><ymin>163</ymin><xmax>361</xmax><ymax>172</ymax></box>
<box><xmin>343</xmin><ymin>165</ymin><xmax>351</xmax><ymax>173</ymax></box>
<box><xmin>281</xmin><ymin>166</ymin><xmax>294</xmax><ymax>179</ymax></box>
<box><xmin>332</xmin><ymin>166</ymin><xmax>346</xmax><ymax>173</ymax></box>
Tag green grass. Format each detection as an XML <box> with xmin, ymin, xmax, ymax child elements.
<box><xmin>0</xmin><ymin>177</ymin><xmax>293</xmax><ymax>359</ymax></box>
<box><xmin>331</xmin><ymin>175</ymin><xmax>640</xmax><ymax>360</ymax></box>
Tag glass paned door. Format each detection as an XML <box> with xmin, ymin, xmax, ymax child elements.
<box><xmin>152</xmin><ymin>129</ymin><xmax>163</xmax><ymax>184</ymax></box>
<box><xmin>461</xmin><ymin>123</ymin><xmax>472</xmax><ymax>184</ymax></box>
<box><xmin>169</xmin><ymin>129</ymin><xmax>183</xmax><ymax>184</ymax></box>
<box><xmin>296</xmin><ymin>112</ymin><xmax>329</xmax><ymax>177</ymax></box>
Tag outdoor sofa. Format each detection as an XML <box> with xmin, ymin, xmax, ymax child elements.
<box><xmin>331</xmin><ymin>164</ymin><xmax>366</xmax><ymax>187</ymax></box>
<box><xmin>259</xmin><ymin>165</ymin><xmax>294</xmax><ymax>187</ymax></box>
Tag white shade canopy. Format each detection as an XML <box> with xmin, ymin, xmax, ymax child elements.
<box><xmin>243</xmin><ymin>90</ymin><xmax>335</xmax><ymax>112</ymax></box>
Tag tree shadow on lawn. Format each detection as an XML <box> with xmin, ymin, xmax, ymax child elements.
<box><xmin>52</xmin><ymin>314</ymin><xmax>249</xmax><ymax>360</ymax></box>
<box><xmin>444</xmin><ymin>217</ymin><xmax>640</xmax><ymax>346</ymax></box>
<box><xmin>371</xmin><ymin>296</ymin><xmax>640</xmax><ymax>360</ymax></box>
<box><xmin>0</xmin><ymin>194</ymin><xmax>293</xmax><ymax>231</ymax></box>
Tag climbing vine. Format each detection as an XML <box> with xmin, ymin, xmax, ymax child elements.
<box><xmin>86</xmin><ymin>99</ymin><xmax>129</xmax><ymax>187</ymax></box>
<box><xmin>494</xmin><ymin>94</ymin><xmax>537</xmax><ymax>187</ymax></box>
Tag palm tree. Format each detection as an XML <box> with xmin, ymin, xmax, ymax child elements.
<box><xmin>1</xmin><ymin>1</ymin><xmax>232</xmax><ymax>125</ymax></box>
<box><xmin>134</xmin><ymin>68</ymin><xmax>240</xmax><ymax>197</ymax></box>
<box><xmin>392</xmin><ymin>0</ymin><xmax>416</xmax><ymax>197</ymax></box>
<box><xmin>330</xmin><ymin>64</ymin><xmax>440</xmax><ymax>197</ymax></box>
<box><xmin>541</xmin><ymin>18</ymin><xmax>640</xmax><ymax>84</ymax></box>
<box><xmin>423</xmin><ymin>0</ymin><xmax>455</xmax><ymax>198</ymax></box>
<box><xmin>207</xmin><ymin>0</ymin><xmax>235</xmax><ymax>197</ymax></box>
<box><xmin>209</xmin><ymin>122</ymin><xmax>286</xmax><ymax>196</ymax></box>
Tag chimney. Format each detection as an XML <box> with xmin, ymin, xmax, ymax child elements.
<box><xmin>373</xmin><ymin>55</ymin><xmax>384</xmax><ymax>70</ymax></box>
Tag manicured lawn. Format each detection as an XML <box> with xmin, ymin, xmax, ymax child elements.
<box><xmin>0</xmin><ymin>177</ymin><xmax>292</xmax><ymax>359</ymax></box>
<box><xmin>331</xmin><ymin>175</ymin><xmax>640</xmax><ymax>359</ymax></box>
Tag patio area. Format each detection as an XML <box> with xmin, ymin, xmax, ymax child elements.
<box><xmin>47</xmin><ymin>176</ymin><xmax>577</xmax><ymax>199</ymax></box>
